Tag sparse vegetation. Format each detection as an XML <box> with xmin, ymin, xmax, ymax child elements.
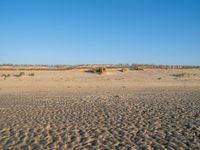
<box><xmin>95</xmin><ymin>67</ymin><xmax>107</xmax><ymax>74</ymax></box>
<box><xmin>28</xmin><ymin>73</ymin><xmax>35</xmax><ymax>76</ymax></box>
<box><xmin>120</xmin><ymin>68</ymin><xmax>128</xmax><ymax>72</ymax></box>
<box><xmin>158</xmin><ymin>77</ymin><xmax>162</xmax><ymax>80</ymax></box>
<box><xmin>1</xmin><ymin>72</ymin><xmax>35</xmax><ymax>79</ymax></box>
<box><xmin>115</xmin><ymin>78</ymin><xmax>125</xmax><ymax>80</ymax></box>
<box><xmin>87</xmin><ymin>67</ymin><xmax>107</xmax><ymax>74</ymax></box>
<box><xmin>20</xmin><ymin>72</ymin><xmax>25</xmax><ymax>76</ymax></box>
<box><xmin>130</xmin><ymin>66</ymin><xmax>144</xmax><ymax>71</ymax></box>
<box><xmin>173</xmin><ymin>73</ymin><xmax>200</xmax><ymax>78</ymax></box>
<box><xmin>1</xmin><ymin>74</ymin><xmax>10</xmax><ymax>80</ymax></box>
<box><xmin>14</xmin><ymin>72</ymin><xmax>25</xmax><ymax>77</ymax></box>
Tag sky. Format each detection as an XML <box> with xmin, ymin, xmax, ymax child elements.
<box><xmin>0</xmin><ymin>0</ymin><xmax>200</xmax><ymax>65</ymax></box>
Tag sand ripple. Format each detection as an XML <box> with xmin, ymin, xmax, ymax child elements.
<box><xmin>0</xmin><ymin>89</ymin><xmax>200</xmax><ymax>149</ymax></box>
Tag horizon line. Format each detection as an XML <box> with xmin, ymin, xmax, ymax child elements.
<box><xmin>0</xmin><ymin>63</ymin><xmax>200</xmax><ymax>67</ymax></box>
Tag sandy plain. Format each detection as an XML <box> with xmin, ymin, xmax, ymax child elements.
<box><xmin>0</xmin><ymin>69</ymin><xmax>200</xmax><ymax>149</ymax></box>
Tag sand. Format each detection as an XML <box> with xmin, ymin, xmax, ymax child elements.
<box><xmin>0</xmin><ymin>69</ymin><xmax>200</xmax><ymax>149</ymax></box>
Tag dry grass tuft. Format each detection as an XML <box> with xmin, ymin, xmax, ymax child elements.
<box><xmin>120</xmin><ymin>68</ymin><xmax>128</xmax><ymax>72</ymax></box>
<box><xmin>28</xmin><ymin>73</ymin><xmax>35</xmax><ymax>76</ymax></box>
<box><xmin>95</xmin><ymin>67</ymin><xmax>107</xmax><ymax>74</ymax></box>
<box><xmin>86</xmin><ymin>67</ymin><xmax>107</xmax><ymax>75</ymax></box>
<box><xmin>1</xmin><ymin>74</ymin><xmax>10</xmax><ymax>80</ymax></box>
<box><xmin>130</xmin><ymin>66</ymin><xmax>144</xmax><ymax>71</ymax></box>
<box><xmin>14</xmin><ymin>72</ymin><xmax>25</xmax><ymax>77</ymax></box>
<box><xmin>173</xmin><ymin>73</ymin><xmax>200</xmax><ymax>78</ymax></box>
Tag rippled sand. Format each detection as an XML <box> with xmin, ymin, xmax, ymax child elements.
<box><xmin>0</xmin><ymin>69</ymin><xmax>200</xmax><ymax>149</ymax></box>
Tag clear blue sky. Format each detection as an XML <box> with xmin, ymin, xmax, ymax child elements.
<box><xmin>0</xmin><ymin>0</ymin><xmax>200</xmax><ymax>65</ymax></box>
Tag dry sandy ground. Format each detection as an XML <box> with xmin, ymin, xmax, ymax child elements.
<box><xmin>0</xmin><ymin>69</ymin><xmax>200</xmax><ymax>149</ymax></box>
